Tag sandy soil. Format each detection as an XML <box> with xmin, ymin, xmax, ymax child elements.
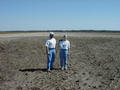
<box><xmin>0</xmin><ymin>32</ymin><xmax>120</xmax><ymax>90</ymax></box>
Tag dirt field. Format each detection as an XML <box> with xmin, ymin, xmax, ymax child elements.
<box><xmin>0</xmin><ymin>32</ymin><xmax>120</xmax><ymax>90</ymax></box>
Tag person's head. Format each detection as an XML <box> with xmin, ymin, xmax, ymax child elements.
<box><xmin>49</xmin><ymin>32</ymin><xmax>54</xmax><ymax>38</ymax></box>
<box><xmin>63</xmin><ymin>34</ymin><xmax>67</xmax><ymax>41</ymax></box>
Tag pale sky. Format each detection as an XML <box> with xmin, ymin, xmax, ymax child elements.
<box><xmin>0</xmin><ymin>0</ymin><xmax>120</xmax><ymax>31</ymax></box>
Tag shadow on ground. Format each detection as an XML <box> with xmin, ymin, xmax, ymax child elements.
<box><xmin>19</xmin><ymin>68</ymin><xmax>60</xmax><ymax>72</ymax></box>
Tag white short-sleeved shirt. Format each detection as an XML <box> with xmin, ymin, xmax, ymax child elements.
<box><xmin>45</xmin><ymin>38</ymin><xmax>56</xmax><ymax>48</ymax></box>
<box><xmin>59</xmin><ymin>40</ymin><xmax>70</xmax><ymax>50</ymax></box>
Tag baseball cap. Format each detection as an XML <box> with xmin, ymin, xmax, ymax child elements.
<box><xmin>50</xmin><ymin>32</ymin><xmax>54</xmax><ymax>35</ymax></box>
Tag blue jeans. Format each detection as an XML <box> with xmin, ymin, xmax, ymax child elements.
<box><xmin>60</xmin><ymin>49</ymin><xmax>68</xmax><ymax>68</ymax></box>
<box><xmin>47</xmin><ymin>48</ymin><xmax>56</xmax><ymax>70</ymax></box>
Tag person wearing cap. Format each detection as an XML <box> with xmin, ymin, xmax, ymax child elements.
<box><xmin>59</xmin><ymin>35</ymin><xmax>70</xmax><ymax>70</ymax></box>
<box><xmin>45</xmin><ymin>32</ymin><xmax>56</xmax><ymax>71</ymax></box>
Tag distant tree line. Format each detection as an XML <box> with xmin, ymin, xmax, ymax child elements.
<box><xmin>0</xmin><ymin>30</ymin><xmax>120</xmax><ymax>33</ymax></box>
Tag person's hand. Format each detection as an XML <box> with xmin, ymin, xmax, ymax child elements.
<box><xmin>47</xmin><ymin>51</ymin><xmax>50</xmax><ymax>55</ymax></box>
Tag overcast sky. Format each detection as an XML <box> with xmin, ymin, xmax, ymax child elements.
<box><xmin>0</xmin><ymin>0</ymin><xmax>120</xmax><ymax>31</ymax></box>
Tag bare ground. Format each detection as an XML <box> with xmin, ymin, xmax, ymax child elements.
<box><xmin>0</xmin><ymin>32</ymin><xmax>120</xmax><ymax>90</ymax></box>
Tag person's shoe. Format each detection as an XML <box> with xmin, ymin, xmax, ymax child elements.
<box><xmin>51</xmin><ymin>68</ymin><xmax>54</xmax><ymax>70</ymax></box>
<box><xmin>47</xmin><ymin>69</ymin><xmax>51</xmax><ymax>72</ymax></box>
<box><xmin>61</xmin><ymin>67</ymin><xmax>64</xmax><ymax>70</ymax></box>
<box><xmin>64</xmin><ymin>66</ymin><xmax>67</xmax><ymax>70</ymax></box>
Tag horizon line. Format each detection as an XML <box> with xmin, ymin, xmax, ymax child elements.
<box><xmin>0</xmin><ymin>29</ymin><xmax>120</xmax><ymax>32</ymax></box>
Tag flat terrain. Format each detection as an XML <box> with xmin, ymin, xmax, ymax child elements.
<box><xmin>0</xmin><ymin>32</ymin><xmax>120</xmax><ymax>90</ymax></box>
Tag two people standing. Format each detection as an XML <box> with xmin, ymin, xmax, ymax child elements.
<box><xmin>45</xmin><ymin>32</ymin><xmax>70</xmax><ymax>71</ymax></box>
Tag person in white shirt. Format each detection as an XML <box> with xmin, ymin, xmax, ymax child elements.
<box><xmin>59</xmin><ymin>35</ymin><xmax>70</xmax><ymax>70</ymax></box>
<box><xmin>45</xmin><ymin>32</ymin><xmax>56</xmax><ymax>71</ymax></box>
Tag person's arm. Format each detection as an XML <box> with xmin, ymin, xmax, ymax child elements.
<box><xmin>46</xmin><ymin>46</ymin><xmax>49</xmax><ymax>55</ymax></box>
<box><xmin>68</xmin><ymin>41</ymin><xmax>70</xmax><ymax>55</ymax></box>
<box><xmin>45</xmin><ymin>39</ymin><xmax>49</xmax><ymax>55</ymax></box>
<box><xmin>68</xmin><ymin>48</ymin><xmax>70</xmax><ymax>53</ymax></box>
<box><xmin>58</xmin><ymin>40</ymin><xmax>61</xmax><ymax>49</ymax></box>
